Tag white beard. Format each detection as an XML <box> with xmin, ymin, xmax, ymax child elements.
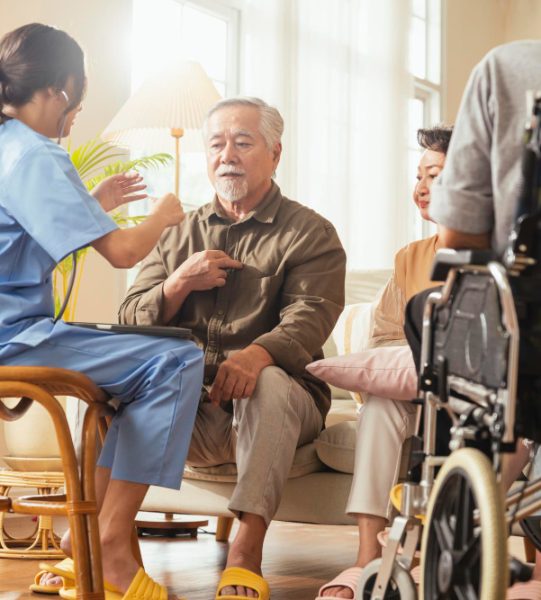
<box><xmin>214</xmin><ymin>177</ymin><xmax>249</xmax><ymax>203</ymax></box>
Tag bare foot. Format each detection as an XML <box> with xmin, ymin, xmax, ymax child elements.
<box><xmin>39</xmin><ymin>530</ymin><xmax>72</xmax><ymax>587</ymax></box>
<box><xmin>321</xmin><ymin>585</ymin><xmax>354</xmax><ymax>598</ymax></box>
<box><xmin>319</xmin><ymin>565</ymin><xmax>367</xmax><ymax>599</ymax></box>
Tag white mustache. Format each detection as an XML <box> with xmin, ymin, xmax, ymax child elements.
<box><xmin>216</xmin><ymin>166</ymin><xmax>245</xmax><ymax>176</ymax></box>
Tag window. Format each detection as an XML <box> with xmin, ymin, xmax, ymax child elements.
<box><xmin>407</xmin><ymin>0</ymin><xmax>442</xmax><ymax>240</ymax></box>
<box><xmin>129</xmin><ymin>0</ymin><xmax>240</xmax><ymax>212</ymax></box>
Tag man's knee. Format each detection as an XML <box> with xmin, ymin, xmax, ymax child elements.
<box><xmin>235</xmin><ymin>365</ymin><xmax>292</xmax><ymax>420</ymax></box>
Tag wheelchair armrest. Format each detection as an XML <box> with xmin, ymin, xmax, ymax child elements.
<box><xmin>430</xmin><ymin>249</ymin><xmax>497</xmax><ymax>281</ymax></box>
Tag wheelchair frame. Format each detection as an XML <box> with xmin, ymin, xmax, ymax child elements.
<box><xmin>363</xmin><ymin>90</ymin><xmax>541</xmax><ymax>600</ymax></box>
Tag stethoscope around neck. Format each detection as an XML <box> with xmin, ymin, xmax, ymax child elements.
<box><xmin>53</xmin><ymin>89</ymin><xmax>77</xmax><ymax>324</ymax></box>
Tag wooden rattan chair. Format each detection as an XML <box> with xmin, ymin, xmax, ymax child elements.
<box><xmin>0</xmin><ymin>366</ymin><xmax>112</xmax><ymax>600</ymax></box>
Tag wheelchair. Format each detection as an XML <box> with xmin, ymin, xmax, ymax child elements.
<box><xmin>359</xmin><ymin>92</ymin><xmax>541</xmax><ymax>600</ymax></box>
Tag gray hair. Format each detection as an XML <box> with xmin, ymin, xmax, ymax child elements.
<box><xmin>203</xmin><ymin>96</ymin><xmax>284</xmax><ymax>149</ymax></box>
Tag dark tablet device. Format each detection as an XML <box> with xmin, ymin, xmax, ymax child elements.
<box><xmin>68</xmin><ymin>322</ymin><xmax>192</xmax><ymax>339</ymax></box>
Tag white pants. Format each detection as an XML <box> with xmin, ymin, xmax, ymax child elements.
<box><xmin>346</xmin><ymin>394</ymin><xmax>418</xmax><ymax>520</ymax></box>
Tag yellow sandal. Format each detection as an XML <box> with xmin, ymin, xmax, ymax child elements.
<box><xmin>215</xmin><ymin>567</ymin><xmax>270</xmax><ymax>600</ymax></box>
<box><xmin>59</xmin><ymin>567</ymin><xmax>184</xmax><ymax>600</ymax></box>
<box><xmin>29</xmin><ymin>559</ymin><xmax>75</xmax><ymax>595</ymax></box>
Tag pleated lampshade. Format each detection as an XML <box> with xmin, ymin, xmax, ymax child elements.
<box><xmin>102</xmin><ymin>60</ymin><xmax>222</xmax><ymax>150</ymax></box>
<box><xmin>101</xmin><ymin>60</ymin><xmax>222</xmax><ymax>194</ymax></box>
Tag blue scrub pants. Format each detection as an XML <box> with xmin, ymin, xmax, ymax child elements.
<box><xmin>1</xmin><ymin>323</ymin><xmax>204</xmax><ymax>490</ymax></box>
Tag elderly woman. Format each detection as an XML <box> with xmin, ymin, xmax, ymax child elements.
<box><xmin>317</xmin><ymin>125</ymin><xmax>453</xmax><ymax>600</ymax></box>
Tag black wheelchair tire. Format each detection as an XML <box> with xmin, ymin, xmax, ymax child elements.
<box><xmin>420</xmin><ymin>448</ymin><xmax>508</xmax><ymax>600</ymax></box>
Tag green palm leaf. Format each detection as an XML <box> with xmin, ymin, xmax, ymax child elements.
<box><xmin>85</xmin><ymin>153</ymin><xmax>173</xmax><ymax>190</ymax></box>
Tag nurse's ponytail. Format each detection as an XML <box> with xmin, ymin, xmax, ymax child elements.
<box><xmin>0</xmin><ymin>23</ymin><xmax>86</xmax><ymax>124</ymax></box>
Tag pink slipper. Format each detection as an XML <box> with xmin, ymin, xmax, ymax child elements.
<box><xmin>508</xmin><ymin>580</ymin><xmax>541</xmax><ymax>599</ymax></box>
<box><xmin>316</xmin><ymin>567</ymin><xmax>363</xmax><ymax>599</ymax></box>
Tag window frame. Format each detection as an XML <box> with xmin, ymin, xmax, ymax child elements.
<box><xmin>410</xmin><ymin>0</ymin><xmax>443</xmax><ymax>239</ymax></box>
<box><xmin>171</xmin><ymin>0</ymin><xmax>241</xmax><ymax>97</ymax></box>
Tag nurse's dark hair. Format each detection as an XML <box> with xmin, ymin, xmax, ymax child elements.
<box><xmin>417</xmin><ymin>124</ymin><xmax>453</xmax><ymax>155</ymax></box>
<box><xmin>0</xmin><ymin>23</ymin><xmax>85</xmax><ymax>124</ymax></box>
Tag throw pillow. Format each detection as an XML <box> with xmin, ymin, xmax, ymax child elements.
<box><xmin>306</xmin><ymin>345</ymin><xmax>417</xmax><ymax>401</ymax></box>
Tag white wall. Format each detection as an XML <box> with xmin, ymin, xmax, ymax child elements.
<box><xmin>442</xmin><ymin>0</ymin><xmax>541</xmax><ymax>124</ymax></box>
<box><xmin>503</xmin><ymin>0</ymin><xmax>541</xmax><ymax>41</ymax></box>
<box><xmin>442</xmin><ymin>0</ymin><xmax>505</xmax><ymax>122</ymax></box>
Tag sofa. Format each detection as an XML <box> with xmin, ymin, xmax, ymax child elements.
<box><xmin>141</xmin><ymin>269</ymin><xmax>393</xmax><ymax>538</ymax></box>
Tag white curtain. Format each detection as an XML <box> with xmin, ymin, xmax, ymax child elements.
<box><xmin>241</xmin><ymin>0</ymin><xmax>412</xmax><ymax>269</ymax></box>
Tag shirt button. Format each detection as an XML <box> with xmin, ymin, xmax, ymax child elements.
<box><xmin>216</xmin><ymin>310</ymin><xmax>224</xmax><ymax>316</ymax></box>
<box><xmin>204</xmin><ymin>377</ymin><xmax>211</xmax><ymax>385</ymax></box>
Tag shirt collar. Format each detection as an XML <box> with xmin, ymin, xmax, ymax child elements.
<box><xmin>197</xmin><ymin>181</ymin><xmax>282</xmax><ymax>224</ymax></box>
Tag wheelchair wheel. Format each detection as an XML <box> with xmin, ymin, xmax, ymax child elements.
<box><xmin>420</xmin><ymin>447</ymin><xmax>508</xmax><ymax>600</ymax></box>
<box><xmin>357</xmin><ymin>558</ymin><xmax>416</xmax><ymax>599</ymax></box>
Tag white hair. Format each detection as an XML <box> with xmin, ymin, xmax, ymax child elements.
<box><xmin>203</xmin><ymin>96</ymin><xmax>284</xmax><ymax>149</ymax></box>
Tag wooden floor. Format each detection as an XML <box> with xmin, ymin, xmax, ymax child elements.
<box><xmin>0</xmin><ymin>516</ymin><xmax>362</xmax><ymax>599</ymax></box>
<box><xmin>0</xmin><ymin>515</ymin><xmax>529</xmax><ymax>599</ymax></box>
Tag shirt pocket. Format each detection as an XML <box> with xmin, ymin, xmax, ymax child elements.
<box><xmin>230</xmin><ymin>270</ymin><xmax>282</xmax><ymax>325</ymax></box>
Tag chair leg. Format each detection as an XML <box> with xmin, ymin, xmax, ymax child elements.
<box><xmin>524</xmin><ymin>536</ymin><xmax>537</xmax><ymax>563</ymax></box>
<box><xmin>216</xmin><ymin>516</ymin><xmax>234</xmax><ymax>542</ymax></box>
<box><xmin>132</xmin><ymin>525</ymin><xmax>144</xmax><ymax>567</ymax></box>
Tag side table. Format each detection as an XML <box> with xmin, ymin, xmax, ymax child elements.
<box><xmin>0</xmin><ymin>470</ymin><xmax>65</xmax><ymax>559</ymax></box>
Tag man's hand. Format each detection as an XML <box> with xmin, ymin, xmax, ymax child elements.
<box><xmin>161</xmin><ymin>250</ymin><xmax>243</xmax><ymax>323</ymax></box>
<box><xmin>167</xmin><ymin>250</ymin><xmax>243</xmax><ymax>294</ymax></box>
<box><xmin>91</xmin><ymin>172</ymin><xmax>147</xmax><ymax>212</ymax></box>
<box><xmin>209</xmin><ymin>345</ymin><xmax>274</xmax><ymax>405</ymax></box>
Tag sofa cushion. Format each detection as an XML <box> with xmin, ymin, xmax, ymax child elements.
<box><xmin>307</xmin><ymin>345</ymin><xmax>417</xmax><ymax>401</ymax></box>
<box><xmin>184</xmin><ymin>442</ymin><xmax>324</xmax><ymax>483</ymax></box>
<box><xmin>324</xmin><ymin>269</ymin><xmax>392</xmax><ymax>401</ymax></box>
<box><xmin>314</xmin><ymin>421</ymin><xmax>356</xmax><ymax>474</ymax></box>
<box><xmin>330</xmin><ymin>302</ymin><xmax>374</xmax><ymax>403</ymax></box>
<box><xmin>325</xmin><ymin>397</ymin><xmax>359</xmax><ymax>428</ymax></box>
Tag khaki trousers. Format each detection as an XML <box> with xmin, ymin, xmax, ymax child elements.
<box><xmin>187</xmin><ymin>366</ymin><xmax>323</xmax><ymax>525</ymax></box>
<box><xmin>346</xmin><ymin>394</ymin><xmax>418</xmax><ymax>521</ymax></box>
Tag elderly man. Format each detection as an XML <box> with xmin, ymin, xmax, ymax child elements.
<box><xmin>119</xmin><ymin>97</ymin><xmax>346</xmax><ymax>598</ymax></box>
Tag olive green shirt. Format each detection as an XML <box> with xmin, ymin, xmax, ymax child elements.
<box><xmin>119</xmin><ymin>183</ymin><xmax>346</xmax><ymax>419</ymax></box>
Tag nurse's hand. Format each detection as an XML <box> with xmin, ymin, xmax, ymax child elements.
<box><xmin>150</xmin><ymin>193</ymin><xmax>185</xmax><ymax>227</ymax></box>
<box><xmin>91</xmin><ymin>172</ymin><xmax>147</xmax><ymax>212</ymax></box>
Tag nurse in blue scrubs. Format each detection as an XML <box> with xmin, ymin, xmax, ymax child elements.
<box><xmin>0</xmin><ymin>23</ymin><xmax>203</xmax><ymax>597</ymax></box>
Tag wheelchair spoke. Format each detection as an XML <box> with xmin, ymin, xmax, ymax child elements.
<box><xmin>455</xmin><ymin>534</ymin><xmax>481</xmax><ymax>571</ymax></box>
<box><xmin>433</xmin><ymin>513</ymin><xmax>455</xmax><ymax>553</ymax></box>
<box><xmin>454</xmin><ymin>478</ymin><xmax>474</xmax><ymax>551</ymax></box>
<box><xmin>452</xmin><ymin>582</ymin><xmax>478</xmax><ymax>600</ymax></box>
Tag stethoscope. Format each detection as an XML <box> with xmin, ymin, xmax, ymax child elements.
<box><xmin>53</xmin><ymin>89</ymin><xmax>77</xmax><ymax>323</ymax></box>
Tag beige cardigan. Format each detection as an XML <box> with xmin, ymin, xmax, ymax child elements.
<box><xmin>369</xmin><ymin>235</ymin><xmax>441</xmax><ymax>348</ymax></box>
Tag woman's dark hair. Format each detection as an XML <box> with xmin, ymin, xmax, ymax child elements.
<box><xmin>0</xmin><ymin>23</ymin><xmax>85</xmax><ymax>124</ymax></box>
<box><xmin>417</xmin><ymin>124</ymin><xmax>453</xmax><ymax>155</ymax></box>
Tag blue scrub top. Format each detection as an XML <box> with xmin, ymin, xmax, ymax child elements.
<box><xmin>0</xmin><ymin>119</ymin><xmax>118</xmax><ymax>358</ymax></box>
